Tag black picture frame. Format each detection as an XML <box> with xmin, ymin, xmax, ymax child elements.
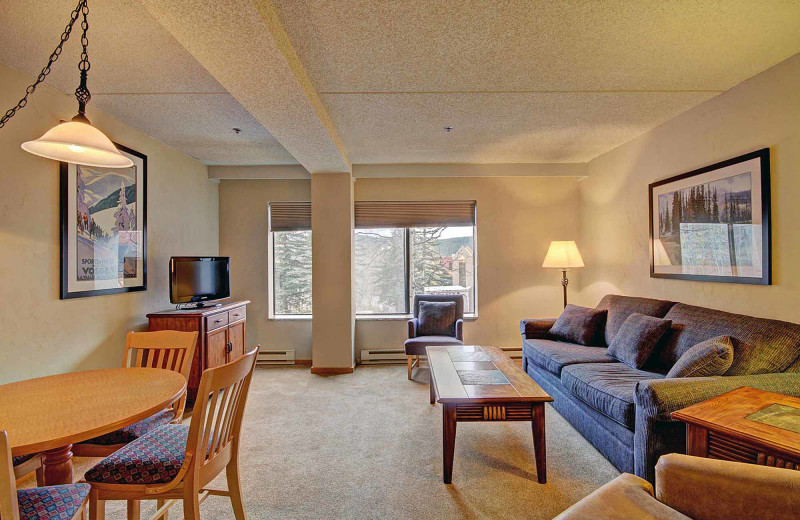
<box><xmin>648</xmin><ymin>148</ymin><xmax>771</xmax><ymax>285</ymax></box>
<box><xmin>60</xmin><ymin>143</ymin><xmax>147</xmax><ymax>299</ymax></box>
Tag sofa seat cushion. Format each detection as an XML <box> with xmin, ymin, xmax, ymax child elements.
<box><xmin>562</xmin><ymin>363</ymin><xmax>664</xmax><ymax>429</ymax></box>
<box><xmin>659</xmin><ymin>303</ymin><xmax>800</xmax><ymax>375</ymax></box>
<box><xmin>17</xmin><ymin>484</ymin><xmax>91</xmax><ymax>520</ymax></box>
<box><xmin>404</xmin><ymin>336</ymin><xmax>464</xmax><ymax>356</ymax></box>
<box><xmin>523</xmin><ymin>339</ymin><xmax>614</xmax><ymax>376</ymax></box>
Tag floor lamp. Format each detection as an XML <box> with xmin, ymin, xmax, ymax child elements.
<box><xmin>543</xmin><ymin>241</ymin><xmax>584</xmax><ymax>308</ymax></box>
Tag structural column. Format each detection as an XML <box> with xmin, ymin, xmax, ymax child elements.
<box><xmin>310</xmin><ymin>172</ymin><xmax>355</xmax><ymax>373</ymax></box>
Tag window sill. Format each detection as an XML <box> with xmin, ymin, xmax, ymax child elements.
<box><xmin>269</xmin><ymin>315</ymin><xmax>312</xmax><ymax>321</ymax></box>
<box><xmin>270</xmin><ymin>314</ymin><xmax>478</xmax><ymax>321</ymax></box>
<box><xmin>356</xmin><ymin>314</ymin><xmax>478</xmax><ymax>322</ymax></box>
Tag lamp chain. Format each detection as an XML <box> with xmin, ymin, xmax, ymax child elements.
<box><xmin>0</xmin><ymin>0</ymin><xmax>89</xmax><ymax>129</ymax></box>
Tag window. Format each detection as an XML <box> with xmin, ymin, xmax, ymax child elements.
<box><xmin>272</xmin><ymin>230</ymin><xmax>312</xmax><ymax>315</ymax></box>
<box><xmin>269</xmin><ymin>200</ymin><xmax>477</xmax><ymax>318</ymax></box>
<box><xmin>354</xmin><ymin>201</ymin><xmax>477</xmax><ymax>316</ymax></box>
<box><xmin>269</xmin><ymin>202</ymin><xmax>312</xmax><ymax>316</ymax></box>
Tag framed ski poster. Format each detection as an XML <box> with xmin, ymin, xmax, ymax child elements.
<box><xmin>60</xmin><ymin>143</ymin><xmax>147</xmax><ymax>299</ymax></box>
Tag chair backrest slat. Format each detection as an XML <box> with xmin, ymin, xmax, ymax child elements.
<box><xmin>122</xmin><ymin>330</ymin><xmax>199</xmax><ymax>420</ymax></box>
<box><xmin>187</xmin><ymin>347</ymin><xmax>259</xmax><ymax>472</ymax></box>
<box><xmin>0</xmin><ymin>431</ymin><xmax>21</xmax><ymax>520</ymax></box>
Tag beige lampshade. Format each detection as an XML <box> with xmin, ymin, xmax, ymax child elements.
<box><xmin>542</xmin><ymin>241</ymin><xmax>584</xmax><ymax>269</ymax></box>
<box><xmin>21</xmin><ymin>120</ymin><xmax>133</xmax><ymax>168</ymax></box>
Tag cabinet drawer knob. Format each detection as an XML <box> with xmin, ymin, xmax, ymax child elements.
<box><xmin>214</xmin><ymin>319</ymin><xmax>223</xmax><ymax>323</ymax></box>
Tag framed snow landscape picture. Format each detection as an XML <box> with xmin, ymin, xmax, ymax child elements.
<box><xmin>649</xmin><ymin>148</ymin><xmax>771</xmax><ymax>285</ymax></box>
<box><xmin>60</xmin><ymin>144</ymin><xmax>147</xmax><ymax>299</ymax></box>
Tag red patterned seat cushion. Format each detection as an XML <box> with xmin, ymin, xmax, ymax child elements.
<box><xmin>84</xmin><ymin>424</ymin><xmax>189</xmax><ymax>485</ymax></box>
<box><xmin>17</xmin><ymin>483</ymin><xmax>90</xmax><ymax>520</ymax></box>
<box><xmin>79</xmin><ymin>409</ymin><xmax>175</xmax><ymax>446</ymax></box>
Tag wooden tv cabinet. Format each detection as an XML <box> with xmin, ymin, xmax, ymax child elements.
<box><xmin>147</xmin><ymin>300</ymin><xmax>250</xmax><ymax>408</ymax></box>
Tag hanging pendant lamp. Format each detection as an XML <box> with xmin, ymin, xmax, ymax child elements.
<box><xmin>0</xmin><ymin>0</ymin><xmax>133</xmax><ymax>168</ymax></box>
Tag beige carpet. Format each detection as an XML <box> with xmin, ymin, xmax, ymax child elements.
<box><xmin>25</xmin><ymin>365</ymin><xmax>620</xmax><ymax>519</ymax></box>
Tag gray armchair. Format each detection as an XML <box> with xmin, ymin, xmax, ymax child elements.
<box><xmin>405</xmin><ymin>294</ymin><xmax>465</xmax><ymax>380</ymax></box>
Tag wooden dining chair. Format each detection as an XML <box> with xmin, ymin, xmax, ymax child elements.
<box><xmin>1</xmin><ymin>431</ymin><xmax>89</xmax><ymax>520</ymax></box>
<box><xmin>73</xmin><ymin>331</ymin><xmax>198</xmax><ymax>458</ymax></box>
<box><xmin>84</xmin><ymin>346</ymin><xmax>260</xmax><ymax>520</ymax></box>
<box><xmin>12</xmin><ymin>454</ymin><xmax>44</xmax><ymax>486</ymax></box>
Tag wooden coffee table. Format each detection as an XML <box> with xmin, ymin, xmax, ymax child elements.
<box><xmin>672</xmin><ymin>387</ymin><xmax>800</xmax><ymax>470</ymax></box>
<box><xmin>427</xmin><ymin>345</ymin><xmax>553</xmax><ymax>484</ymax></box>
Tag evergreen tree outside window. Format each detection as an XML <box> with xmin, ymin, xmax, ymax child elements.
<box><xmin>272</xmin><ymin>230</ymin><xmax>312</xmax><ymax>315</ymax></box>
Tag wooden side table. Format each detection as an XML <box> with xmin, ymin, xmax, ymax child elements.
<box><xmin>672</xmin><ymin>387</ymin><xmax>800</xmax><ymax>470</ymax></box>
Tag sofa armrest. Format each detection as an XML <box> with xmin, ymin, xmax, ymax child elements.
<box><xmin>633</xmin><ymin>373</ymin><xmax>800</xmax><ymax>482</ymax></box>
<box><xmin>655</xmin><ymin>454</ymin><xmax>800</xmax><ymax>520</ymax></box>
<box><xmin>407</xmin><ymin>318</ymin><xmax>418</xmax><ymax>339</ymax></box>
<box><xmin>635</xmin><ymin>373</ymin><xmax>800</xmax><ymax>422</ymax></box>
<box><xmin>455</xmin><ymin>318</ymin><xmax>464</xmax><ymax>341</ymax></box>
<box><xmin>520</xmin><ymin>318</ymin><xmax>556</xmax><ymax>339</ymax></box>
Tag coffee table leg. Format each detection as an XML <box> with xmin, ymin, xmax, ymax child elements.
<box><xmin>43</xmin><ymin>444</ymin><xmax>74</xmax><ymax>485</ymax></box>
<box><xmin>532</xmin><ymin>403</ymin><xmax>546</xmax><ymax>484</ymax></box>
<box><xmin>430</xmin><ymin>370</ymin><xmax>436</xmax><ymax>404</ymax></box>
<box><xmin>443</xmin><ymin>404</ymin><xmax>457</xmax><ymax>484</ymax></box>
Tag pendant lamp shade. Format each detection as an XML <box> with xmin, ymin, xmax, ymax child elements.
<box><xmin>21</xmin><ymin>120</ymin><xmax>133</xmax><ymax>168</ymax></box>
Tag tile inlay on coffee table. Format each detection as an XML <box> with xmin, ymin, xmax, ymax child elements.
<box><xmin>427</xmin><ymin>345</ymin><xmax>553</xmax><ymax>484</ymax></box>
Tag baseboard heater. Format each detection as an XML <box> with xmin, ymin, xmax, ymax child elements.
<box><xmin>360</xmin><ymin>348</ymin><xmax>406</xmax><ymax>364</ymax></box>
<box><xmin>256</xmin><ymin>349</ymin><xmax>296</xmax><ymax>365</ymax></box>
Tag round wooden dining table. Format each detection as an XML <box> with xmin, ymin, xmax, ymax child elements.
<box><xmin>0</xmin><ymin>367</ymin><xmax>186</xmax><ymax>485</ymax></box>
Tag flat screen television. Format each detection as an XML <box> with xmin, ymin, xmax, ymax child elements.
<box><xmin>169</xmin><ymin>257</ymin><xmax>230</xmax><ymax>306</ymax></box>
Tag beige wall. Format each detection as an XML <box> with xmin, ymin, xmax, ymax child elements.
<box><xmin>219</xmin><ymin>179</ymin><xmax>312</xmax><ymax>359</ymax></box>
<box><xmin>0</xmin><ymin>64</ymin><xmax>219</xmax><ymax>384</ymax></box>
<box><xmin>577</xmin><ymin>53</ymin><xmax>800</xmax><ymax>320</ymax></box>
<box><xmin>354</xmin><ymin>177</ymin><xmax>582</xmax><ymax>353</ymax></box>
<box><xmin>219</xmin><ymin>175</ymin><xmax>582</xmax><ymax>360</ymax></box>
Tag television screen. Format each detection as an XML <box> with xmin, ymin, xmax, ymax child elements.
<box><xmin>170</xmin><ymin>257</ymin><xmax>230</xmax><ymax>304</ymax></box>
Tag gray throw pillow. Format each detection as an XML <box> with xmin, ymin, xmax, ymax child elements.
<box><xmin>417</xmin><ymin>301</ymin><xmax>457</xmax><ymax>336</ymax></box>
<box><xmin>667</xmin><ymin>336</ymin><xmax>734</xmax><ymax>378</ymax></box>
<box><xmin>548</xmin><ymin>304</ymin><xmax>607</xmax><ymax>346</ymax></box>
<box><xmin>607</xmin><ymin>313</ymin><xmax>672</xmax><ymax>369</ymax></box>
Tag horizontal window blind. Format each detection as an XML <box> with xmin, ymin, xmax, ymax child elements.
<box><xmin>355</xmin><ymin>201</ymin><xmax>476</xmax><ymax>229</ymax></box>
<box><xmin>268</xmin><ymin>202</ymin><xmax>311</xmax><ymax>232</ymax></box>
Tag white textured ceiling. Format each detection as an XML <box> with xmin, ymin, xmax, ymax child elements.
<box><xmin>1</xmin><ymin>1</ymin><xmax>799</xmax><ymax>167</ymax></box>
<box><xmin>0</xmin><ymin>0</ymin><xmax>297</xmax><ymax>165</ymax></box>
<box><xmin>273</xmin><ymin>0</ymin><xmax>800</xmax><ymax>164</ymax></box>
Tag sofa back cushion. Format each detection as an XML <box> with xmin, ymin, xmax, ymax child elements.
<box><xmin>549</xmin><ymin>304</ymin><xmax>607</xmax><ymax>346</ymax></box>
<box><xmin>607</xmin><ymin>313</ymin><xmax>672</xmax><ymax>369</ymax></box>
<box><xmin>659</xmin><ymin>303</ymin><xmax>800</xmax><ymax>375</ymax></box>
<box><xmin>666</xmin><ymin>336</ymin><xmax>734</xmax><ymax>378</ymax></box>
<box><xmin>595</xmin><ymin>295</ymin><xmax>676</xmax><ymax>346</ymax></box>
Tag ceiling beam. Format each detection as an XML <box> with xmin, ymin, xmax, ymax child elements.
<box><xmin>138</xmin><ymin>0</ymin><xmax>350</xmax><ymax>173</ymax></box>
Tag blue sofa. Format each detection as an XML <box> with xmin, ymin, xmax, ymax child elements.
<box><xmin>520</xmin><ymin>294</ymin><xmax>800</xmax><ymax>482</ymax></box>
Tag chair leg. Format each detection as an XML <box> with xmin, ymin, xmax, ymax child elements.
<box><xmin>226</xmin><ymin>459</ymin><xmax>246</xmax><ymax>520</ymax></box>
<box><xmin>407</xmin><ymin>356</ymin><xmax>413</xmax><ymax>380</ymax></box>
<box><xmin>89</xmin><ymin>488</ymin><xmax>105</xmax><ymax>520</ymax></box>
<box><xmin>183</xmin><ymin>487</ymin><xmax>201</xmax><ymax>520</ymax></box>
<box><xmin>127</xmin><ymin>500</ymin><xmax>141</xmax><ymax>520</ymax></box>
